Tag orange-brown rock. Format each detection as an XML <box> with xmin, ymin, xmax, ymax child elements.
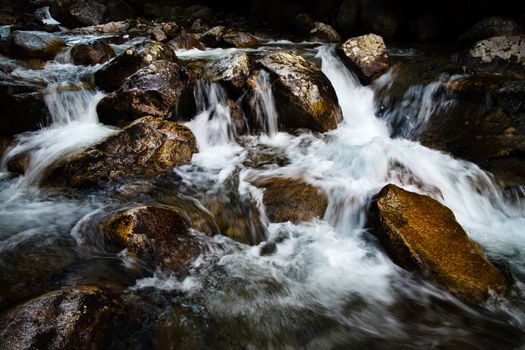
<box><xmin>103</xmin><ymin>206</ymin><xmax>205</xmax><ymax>273</ymax></box>
<box><xmin>368</xmin><ymin>184</ymin><xmax>508</xmax><ymax>302</ymax></box>
<box><xmin>254</xmin><ymin>177</ymin><xmax>327</xmax><ymax>224</ymax></box>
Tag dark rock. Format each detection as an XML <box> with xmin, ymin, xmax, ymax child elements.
<box><xmin>7</xmin><ymin>30</ymin><xmax>65</xmax><ymax>59</ymax></box>
<box><xmin>0</xmin><ymin>136</ymin><xmax>14</xmax><ymax>158</ymax></box>
<box><xmin>338</xmin><ymin>34</ymin><xmax>389</xmax><ymax>84</ymax></box>
<box><xmin>43</xmin><ymin>116</ymin><xmax>198</xmax><ymax>188</ymax></box>
<box><xmin>368</xmin><ymin>184</ymin><xmax>508</xmax><ymax>302</ymax></box>
<box><xmin>0</xmin><ymin>286</ymin><xmax>132</xmax><ymax>349</ymax></box>
<box><xmin>168</xmin><ymin>32</ymin><xmax>204</xmax><ymax>50</ymax></box>
<box><xmin>257</xmin><ymin>51</ymin><xmax>343</xmax><ymax>132</ymax></box>
<box><xmin>97</xmin><ymin>60</ymin><xmax>196</xmax><ymax>126</ymax></box>
<box><xmin>253</xmin><ymin>177</ymin><xmax>327</xmax><ymax>224</ymax></box>
<box><xmin>460</xmin><ymin>17</ymin><xmax>521</xmax><ymax>43</ymax></box>
<box><xmin>67</xmin><ymin>20</ymin><xmax>131</xmax><ymax>35</ymax></box>
<box><xmin>70</xmin><ymin>40</ymin><xmax>116</xmax><ymax>66</ymax></box>
<box><xmin>198</xmin><ymin>26</ymin><xmax>226</xmax><ymax>47</ymax></box>
<box><xmin>0</xmin><ymin>83</ymin><xmax>50</xmax><ymax>136</ymax></box>
<box><xmin>309</xmin><ymin>22</ymin><xmax>341</xmax><ymax>43</ymax></box>
<box><xmin>294</xmin><ymin>13</ymin><xmax>314</xmax><ymax>35</ymax></box>
<box><xmin>102</xmin><ymin>0</ymin><xmax>136</xmax><ymax>23</ymax></box>
<box><xmin>103</xmin><ymin>206</ymin><xmax>206</xmax><ymax>273</ymax></box>
<box><xmin>421</xmin><ymin>76</ymin><xmax>525</xmax><ymax>186</ymax></box>
<box><xmin>50</xmin><ymin>0</ymin><xmax>106</xmax><ymax>28</ymax></box>
<box><xmin>94</xmin><ymin>40</ymin><xmax>176</xmax><ymax>92</ymax></box>
<box><xmin>206</xmin><ymin>51</ymin><xmax>250</xmax><ymax>96</ymax></box>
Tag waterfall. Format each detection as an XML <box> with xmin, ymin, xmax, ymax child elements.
<box><xmin>251</xmin><ymin>69</ymin><xmax>279</xmax><ymax>135</ymax></box>
<box><xmin>186</xmin><ymin>81</ymin><xmax>235</xmax><ymax>150</ymax></box>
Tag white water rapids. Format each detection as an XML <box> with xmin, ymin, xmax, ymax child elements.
<box><xmin>1</xmin><ymin>39</ymin><xmax>524</xmax><ymax>348</ymax></box>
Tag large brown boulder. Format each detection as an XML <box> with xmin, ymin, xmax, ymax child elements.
<box><xmin>43</xmin><ymin>116</ymin><xmax>198</xmax><ymax>188</ymax></box>
<box><xmin>7</xmin><ymin>30</ymin><xmax>65</xmax><ymax>60</ymax></box>
<box><xmin>368</xmin><ymin>184</ymin><xmax>508</xmax><ymax>302</ymax></box>
<box><xmin>254</xmin><ymin>177</ymin><xmax>327</xmax><ymax>224</ymax></box>
<box><xmin>97</xmin><ymin>60</ymin><xmax>196</xmax><ymax>126</ymax></box>
<box><xmin>103</xmin><ymin>206</ymin><xmax>206</xmax><ymax>273</ymax></box>
<box><xmin>338</xmin><ymin>34</ymin><xmax>389</xmax><ymax>84</ymax></box>
<box><xmin>70</xmin><ymin>40</ymin><xmax>116</xmax><ymax>66</ymax></box>
<box><xmin>256</xmin><ymin>52</ymin><xmax>343</xmax><ymax>132</ymax></box>
<box><xmin>94</xmin><ymin>40</ymin><xmax>176</xmax><ymax>92</ymax></box>
<box><xmin>0</xmin><ymin>286</ymin><xmax>131</xmax><ymax>350</ymax></box>
<box><xmin>309</xmin><ymin>22</ymin><xmax>341</xmax><ymax>43</ymax></box>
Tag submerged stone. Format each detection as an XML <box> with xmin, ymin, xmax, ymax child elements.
<box><xmin>368</xmin><ymin>184</ymin><xmax>508</xmax><ymax>302</ymax></box>
<box><xmin>7</xmin><ymin>30</ymin><xmax>65</xmax><ymax>60</ymax></box>
<box><xmin>253</xmin><ymin>177</ymin><xmax>328</xmax><ymax>224</ymax></box>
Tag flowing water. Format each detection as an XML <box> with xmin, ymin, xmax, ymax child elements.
<box><xmin>1</xmin><ymin>31</ymin><xmax>524</xmax><ymax>349</ymax></box>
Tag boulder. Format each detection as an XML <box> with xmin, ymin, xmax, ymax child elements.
<box><xmin>67</xmin><ymin>20</ymin><xmax>131</xmax><ymax>35</ymax></box>
<box><xmin>94</xmin><ymin>40</ymin><xmax>176</xmax><ymax>92</ymax></box>
<box><xmin>253</xmin><ymin>177</ymin><xmax>327</xmax><ymax>224</ymax></box>
<box><xmin>421</xmin><ymin>76</ymin><xmax>525</xmax><ymax>186</ymax></box>
<box><xmin>103</xmin><ymin>206</ymin><xmax>206</xmax><ymax>273</ymax></box>
<box><xmin>70</xmin><ymin>40</ymin><xmax>116</xmax><ymax>66</ymax></box>
<box><xmin>7</xmin><ymin>30</ymin><xmax>65</xmax><ymax>59</ymax></box>
<box><xmin>460</xmin><ymin>17</ymin><xmax>521</xmax><ymax>43</ymax></box>
<box><xmin>168</xmin><ymin>33</ymin><xmax>204</xmax><ymax>50</ymax></box>
<box><xmin>339</xmin><ymin>34</ymin><xmax>389</xmax><ymax>84</ymax></box>
<box><xmin>256</xmin><ymin>51</ymin><xmax>343</xmax><ymax>132</ymax></box>
<box><xmin>368</xmin><ymin>184</ymin><xmax>508</xmax><ymax>302</ymax></box>
<box><xmin>205</xmin><ymin>51</ymin><xmax>251</xmax><ymax>96</ymax></box>
<box><xmin>222</xmin><ymin>31</ymin><xmax>259</xmax><ymax>48</ymax></box>
<box><xmin>50</xmin><ymin>0</ymin><xmax>106</xmax><ymax>28</ymax></box>
<box><xmin>468</xmin><ymin>35</ymin><xmax>525</xmax><ymax>66</ymax></box>
<box><xmin>0</xmin><ymin>286</ymin><xmax>131</xmax><ymax>350</ymax></box>
<box><xmin>0</xmin><ymin>83</ymin><xmax>50</xmax><ymax>136</ymax></box>
<box><xmin>97</xmin><ymin>60</ymin><xmax>196</xmax><ymax>126</ymax></box>
<box><xmin>309</xmin><ymin>22</ymin><xmax>341</xmax><ymax>43</ymax></box>
<box><xmin>198</xmin><ymin>26</ymin><xmax>226</xmax><ymax>47</ymax></box>
<box><xmin>43</xmin><ymin>116</ymin><xmax>198</xmax><ymax>188</ymax></box>
<box><xmin>0</xmin><ymin>136</ymin><xmax>13</xmax><ymax>158</ymax></box>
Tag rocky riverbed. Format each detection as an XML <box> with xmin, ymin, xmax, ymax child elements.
<box><xmin>0</xmin><ymin>1</ymin><xmax>525</xmax><ymax>349</ymax></box>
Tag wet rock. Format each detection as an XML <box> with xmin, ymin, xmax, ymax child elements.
<box><xmin>0</xmin><ymin>286</ymin><xmax>131</xmax><ymax>349</ymax></box>
<box><xmin>368</xmin><ymin>184</ymin><xmax>508</xmax><ymax>302</ymax></box>
<box><xmin>421</xmin><ymin>76</ymin><xmax>525</xmax><ymax>186</ymax></box>
<box><xmin>228</xmin><ymin>99</ymin><xmax>248</xmax><ymax>136</ymax></box>
<box><xmin>70</xmin><ymin>40</ymin><xmax>116</xmax><ymax>66</ymax></box>
<box><xmin>339</xmin><ymin>34</ymin><xmax>389</xmax><ymax>84</ymax></box>
<box><xmin>94</xmin><ymin>40</ymin><xmax>176</xmax><ymax>92</ymax></box>
<box><xmin>50</xmin><ymin>0</ymin><xmax>106</xmax><ymax>28</ymax></box>
<box><xmin>253</xmin><ymin>177</ymin><xmax>328</xmax><ymax>224</ymax></box>
<box><xmin>206</xmin><ymin>51</ymin><xmax>250</xmax><ymax>96</ymax></box>
<box><xmin>102</xmin><ymin>0</ymin><xmax>136</xmax><ymax>23</ymax></box>
<box><xmin>468</xmin><ymin>35</ymin><xmax>525</xmax><ymax>66</ymax></box>
<box><xmin>150</xmin><ymin>25</ymin><xmax>167</xmax><ymax>42</ymax></box>
<box><xmin>103</xmin><ymin>206</ymin><xmax>205</xmax><ymax>273</ymax></box>
<box><xmin>257</xmin><ymin>51</ymin><xmax>343</xmax><ymax>132</ymax></box>
<box><xmin>97</xmin><ymin>60</ymin><xmax>196</xmax><ymax>126</ymax></box>
<box><xmin>168</xmin><ymin>32</ymin><xmax>204</xmax><ymax>50</ymax></box>
<box><xmin>222</xmin><ymin>31</ymin><xmax>259</xmax><ymax>48</ymax></box>
<box><xmin>0</xmin><ymin>84</ymin><xmax>50</xmax><ymax>136</ymax></box>
<box><xmin>293</xmin><ymin>13</ymin><xmax>314</xmax><ymax>35</ymax></box>
<box><xmin>309</xmin><ymin>22</ymin><xmax>341</xmax><ymax>43</ymax></box>
<box><xmin>460</xmin><ymin>17</ymin><xmax>521</xmax><ymax>43</ymax></box>
<box><xmin>43</xmin><ymin>116</ymin><xmax>198</xmax><ymax>188</ymax></box>
<box><xmin>6</xmin><ymin>152</ymin><xmax>30</xmax><ymax>174</ymax></box>
<box><xmin>0</xmin><ymin>136</ymin><xmax>13</xmax><ymax>158</ymax></box>
<box><xmin>68</xmin><ymin>20</ymin><xmax>131</xmax><ymax>35</ymax></box>
<box><xmin>198</xmin><ymin>26</ymin><xmax>226</xmax><ymax>48</ymax></box>
<box><xmin>7</xmin><ymin>30</ymin><xmax>65</xmax><ymax>60</ymax></box>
